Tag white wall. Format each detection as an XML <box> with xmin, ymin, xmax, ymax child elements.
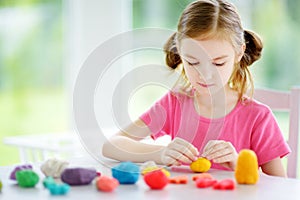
<box><xmin>64</xmin><ymin>0</ymin><xmax>132</xmax><ymax>131</ymax></box>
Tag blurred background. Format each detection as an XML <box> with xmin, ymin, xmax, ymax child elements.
<box><xmin>0</xmin><ymin>0</ymin><xmax>299</xmax><ymax>166</ymax></box>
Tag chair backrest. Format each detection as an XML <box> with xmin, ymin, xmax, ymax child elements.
<box><xmin>253</xmin><ymin>86</ymin><xmax>300</xmax><ymax>178</ymax></box>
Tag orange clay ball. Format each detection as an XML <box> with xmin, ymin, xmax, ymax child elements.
<box><xmin>190</xmin><ymin>157</ymin><xmax>211</xmax><ymax>173</ymax></box>
<box><xmin>235</xmin><ymin>149</ymin><xmax>259</xmax><ymax>184</ymax></box>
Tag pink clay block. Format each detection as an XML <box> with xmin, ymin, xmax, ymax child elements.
<box><xmin>96</xmin><ymin>176</ymin><xmax>119</xmax><ymax>192</ymax></box>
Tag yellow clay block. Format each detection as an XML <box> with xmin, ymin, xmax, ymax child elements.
<box><xmin>190</xmin><ymin>157</ymin><xmax>211</xmax><ymax>173</ymax></box>
<box><xmin>235</xmin><ymin>149</ymin><xmax>259</xmax><ymax>184</ymax></box>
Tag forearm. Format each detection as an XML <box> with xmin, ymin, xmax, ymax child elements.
<box><xmin>102</xmin><ymin>135</ymin><xmax>165</xmax><ymax>164</ymax></box>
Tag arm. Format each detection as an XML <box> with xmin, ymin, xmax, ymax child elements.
<box><xmin>261</xmin><ymin>157</ymin><xmax>287</xmax><ymax>177</ymax></box>
<box><xmin>102</xmin><ymin>119</ymin><xmax>198</xmax><ymax>165</ymax></box>
<box><xmin>102</xmin><ymin>119</ymin><xmax>164</xmax><ymax>163</ymax></box>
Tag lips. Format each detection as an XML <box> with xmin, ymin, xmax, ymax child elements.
<box><xmin>197</xmin><ymin>82</ymin><xmax>214</xmax><ymax>88</ymax></box>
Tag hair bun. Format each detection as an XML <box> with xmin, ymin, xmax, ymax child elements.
<box><xmin>241</xmin><ymin>30</ymin><xmax>263</xmax><ymax>67</ymax></box>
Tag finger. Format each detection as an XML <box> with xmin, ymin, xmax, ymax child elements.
<box><xmin>206</xmin><ymin>147</ymin><xmax>233</xmax><ymax>161</ymax></box>
<box><xmin>173</xmin><ymin>138</ymin><xmax>199</xmax><ymax>156</ymax></box>
<box><xmin>202</xmin><ymin>140</ymin><xmax>221</xmax><ymax>157</ymax></box>
<box><xmin>163</xmin><ymin>156</ymin><xmax>181</xmax><ymax>166</ymax></box>
<box><xmin>169</xmin><ymin>142</ymin><xmax>197</xmax><ymax>162</ymax></box>
<box><xmin>204</xmin><ymin>141</ymin><xmax>230</xmax><ymax>157</ymax></box>
<box><xmin>212</xmin><ymin>153</ymin><xmax>235</xmax><ymax>164</ymax></box>
<box><xmin>167</xmin><ymin>149</ymin><xmax>194</xmax><ymax>164</ymax></box>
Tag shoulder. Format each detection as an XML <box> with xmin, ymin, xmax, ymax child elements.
<box><xmin>239</xmin><ymin>97</ymin><xmax>273</xmax><ymax>118</ymax></box>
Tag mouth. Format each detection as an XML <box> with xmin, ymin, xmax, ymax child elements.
<box><xmin>197</xmin><ymin>82</ymin><xmax>214</xmax><ymax>88</ymax></box>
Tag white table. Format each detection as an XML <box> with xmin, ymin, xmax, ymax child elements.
<box><xmin>1</xmin><ymin>155</ymin><xmax>300</xmax><ymax>200</ymax></box>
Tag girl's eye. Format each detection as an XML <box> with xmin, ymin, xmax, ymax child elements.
<box><xmin>214</xmin><ymin>62</ymin><xmax>225</xmax><ymax>67</ymax></box>
<box><xmin>187</xmin><ymin>61</ymin><xmax>200</xmax><ymax>66</ymax></box>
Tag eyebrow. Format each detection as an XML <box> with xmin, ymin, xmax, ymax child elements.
<box><xmin>183</xmin><ymin>54</ymin><xmax>228</xmax><ymax>61</ymax></box>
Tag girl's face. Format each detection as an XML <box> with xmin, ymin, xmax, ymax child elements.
<box><xmin>180</xmin><ymin>37</ymin><xmax>239</xmax><ymax>95</ymax></box>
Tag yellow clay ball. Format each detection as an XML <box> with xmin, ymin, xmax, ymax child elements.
<box><xmin>142</xmin><ymin>166</ymin><xmax>170</xmax><ymax>177</ymax></box>
<box><xmin>190</xmin><ymin>157</ymin><xmax>211</xmax><ymax>173</ymax></box>
<box><xmin>235</xmin><ymin>149</ymin><xmax>259</xmax><ymax>184</ymax></box>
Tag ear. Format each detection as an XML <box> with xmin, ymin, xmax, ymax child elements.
<box><xmin>236</xmin><ymin>44</ymin><xmax>246</xmax><ymax>62</ymax></box>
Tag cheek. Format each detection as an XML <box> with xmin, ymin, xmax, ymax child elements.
<box><xmin>218</xmin><ymin>63</ymin><xmax>235</xmax><ymax>83</ymax></box>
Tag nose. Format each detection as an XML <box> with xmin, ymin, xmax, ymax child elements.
<box><xmin>197</xmin><ymin>62</ymin><xmax>213</xmax><ymax>80</ymax></box>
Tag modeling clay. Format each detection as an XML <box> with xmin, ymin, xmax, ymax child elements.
<box><xmin>96</xmin><ymin>175</ymin><xmax>119</xmax><ymax>192</ymax></box>
<box><xmin>140</xmin><ymin>161</ymin><xmax>170</xmax><ymax>177</ymax></box>
<box><xmin>47</xmin><ymin>183</ymin><xmax>70</xmax><ymax>195</ymax></box>
<box><xmin>142</xmin><ymin>166</ymin><xmax>170</xmax><ymax>177</ymax></box>
<box><xmin>192</xmin><ymin>173</ymin><xmax>213</xmax><ymax>181</ymax></box>
<box><xmin>41</xmin><ymin>158</ymin><xmax>69</xmax><ymax>178</ymax></box>
<box><xmin>213</xmin><ymin>179</ymin><xmax>235</xmax><ymax>190</ymax></box>
<box><xmin>235</xmin><ymin>149</ymin><xmax>259</xmax><ymax>184</ymax></box>
<box><xmin>169</xmin><ymin>175</ymin><xmax>188</xmax><ymax>184</ymax></box>
<box><xmin>16</xmin><ymin>170</ymin><xmax>39</xmax><ymax>188</ymax></box>
<box><xmin>144</xmin><ymin>169</ymin><xmax>169</xmax><ymax>190</ymax></box>
<box><xmin>140</xmin><ymin>161</ymin><xmax>157</xmax><ymax>172</ymax></box>
<box><xmin>0</xmin><ymin>179</ymin><xmax>2</xmax><ymax>192</ymax></box>
<box><xmin>195</xmin><ymin>178</ymin><xmax>217</xmax><ymax>188</ymax></box>
<box><xmin>9</xmin><ymin>164</ymin><xmax>33</xmax><ymax>180</ymax></box>
<box><xmin>190</xmin><ymin>157</ymin><xmax>211</xmax><ymax>173</ymax></box>
<box><xmin>112</xmin><ymin>162</ymin><xmax>140</xmax><ymax>184</ymax></box>
<box><xmin>43</xmin><ymin>176</ymin><xmax>56</xmax><ymax>189</ymax></box>
<box><xmin>61</xmin><ymin>167</ymin><xmax>97</xmax><ymax>186</ymax></box>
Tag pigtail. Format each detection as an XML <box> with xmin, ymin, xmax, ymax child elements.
<box><xmin>163</xmin><ymin>33</ymin><xmax>182</xmax><ymax>69</ymax></box>
<box><xmin>240</xmin><ymin>30</ymin><xmax>263</xmax><ymax>68</ymax></box>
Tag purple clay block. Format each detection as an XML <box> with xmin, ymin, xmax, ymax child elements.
<box><xmin>112</xmin><ymin>162</ymin><xmax>140</xmax><ymax>184</ymax></box>
<box><xmin>10</xmin><ymin>164</ymin><xmax>33</xmax><ymax>180</ymax></box>
<box><xmin>61</xmin><ymin>168</ymin><xmax>97</xmax><ymax>186</ymax></box>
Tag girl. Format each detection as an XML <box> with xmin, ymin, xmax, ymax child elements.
<box><xmin>102</xmin><ymin>0</ymin><xmax>290</xmax><ymax>177</ymax></box>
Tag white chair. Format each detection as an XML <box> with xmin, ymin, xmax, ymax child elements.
<box><xmin>254</xmin><ymin>86</ymin><xmax>300</xmax><ymax>178</ymax></box>
<box><xmin>3</xmin><ymin>132</ymin><xmax>86</xmax><ymax>163</ymax></box>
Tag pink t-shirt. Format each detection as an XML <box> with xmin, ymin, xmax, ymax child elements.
<box><xmin>140</xmin><ymin>91</ymin><xmax>291</xmax><ymax>169</ymax></box>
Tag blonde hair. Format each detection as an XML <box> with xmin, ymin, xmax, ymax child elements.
<box><xmin>164</xmin><ymin>0</ymin><xmax>263</xmax><ymax>100</ymax></box>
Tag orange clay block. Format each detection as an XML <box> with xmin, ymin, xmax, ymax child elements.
<box><xmin>190</xmin><ymin>157</ymin><xmax>211</xmax><ymax>173</ymax></box>
<box><xmin>169</xmin><ymin>175</ymin><xmax>188</xmax><ymax>184</ymax></box>
<box><xmin>235</xmin><ymin>149</ymin><xmax>259</xmax><ymax>184</ymax></box>
<box><xmin>192</xmin><ymin>173</ymin><xmax>213</xmax><ymax>181</ymax></box>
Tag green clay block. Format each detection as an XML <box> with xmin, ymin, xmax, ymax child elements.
<box><xmin>16</xmin><ymin>170</ymin><xmax>39</xmax><ymax>188</ymax></box>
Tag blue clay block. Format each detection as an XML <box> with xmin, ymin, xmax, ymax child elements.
<box><xmin>43</xmin><ymin>177</ymin><xmax>56</xmax><ymax>189</ymax></box>
<box><xmin>112</xmin><ymin>162</ymin><xmax>140</xmax><ymax>184</ymax></box>
<box><xmin>48</xmin><ymin>183</ymin><xmax>70</xmax><ymax>195</ymax></box>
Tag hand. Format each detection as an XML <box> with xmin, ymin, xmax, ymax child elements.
<box><xmin>161</xmin><ymin>137</ymin><xmax>199</xmax><ymax>166</ymax></box>
<box><xmin>201</xmin><ymin>140</ymin><xmax>238</xmax><ymax>170</ymax></box>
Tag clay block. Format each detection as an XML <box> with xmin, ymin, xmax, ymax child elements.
<box><xmin>192</xmin><ymin>173</ymin><xmax>213</xmax><ymax>181</ymax></box>
<box><xmin>190</xmin><ymin>157</ymin><xmax>211</xmax><ymax>173</ymax></box>
<box><xmin>48</xmin><ymin>183</ymin><xmax>70</xmax><ymax>195</ymax></box>
<box><xmin>40</xmin><ymin>158</ymin><xmax>69</xmax><ymax>178</ymax></box>
<box><xmin>213</xmin><ymin>179</ymin><xmax>235</xmax><ymax>190</ymax></box>
<box><xmin>61</xmin><ymin>168</ymin><xmax>97</xmax><ymax>186</ymax></box>
<box><xmin>96</xmin><ymin>175</ymin><xmax>119</xmax><ymax>192</ymax></box>
<box><xmin>169</xmin><ymin>175</ymin><xmax>188</xmax><ymax>184</ymax></box>
<box><xmin>112</xmin><ymin>162</ymin><xmax>140</xmax><ymax>184</ymax></box>
<box><xmin>43</xmin><ymin>176</ymin><xmax>56</xmax><ymax>189</ymax></box>
<box><xmin>144</xmin><ymin>170</ymin><xmax>168</xmax><ymax>190</ymax></box>
<box><xmin>10</xmin><ymin>164</ymin><xmax>33</xmax><ymax>180</ymax></box>
<box><xmin>195</xmin><ymin>178</ymin><xmax>217</xmax><ymax>188</ymax></box>
<box><xmin>16</xmin><ymin>170</ymin><xmax>39</xmax><ymax>188</ymax></box>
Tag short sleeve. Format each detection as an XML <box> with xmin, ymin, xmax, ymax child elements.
<box><xmin>250</xmin><ymin>106</ymin><xmax>291</xmax><ymax>166</ymax></box>
<box><xmin>139</xmin><ymin>92</ymin><xmax>177</xmax><ymax>140</ymax></box>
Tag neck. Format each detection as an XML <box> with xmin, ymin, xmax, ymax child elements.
<box><xmin>194</xmin><ymin>87</ymin><xmax>239</xmax><ymax>118</ymax></box>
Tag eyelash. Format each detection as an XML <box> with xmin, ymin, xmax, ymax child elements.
<box><xmin>214</xmin><ymin>62</ymin><xmax>225</xmax><ymax>67</ymax></box>
<box><xmin>186</xmin><ymin>61</ymin><xmax>226</xmax><ymax>67</ymax></box>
